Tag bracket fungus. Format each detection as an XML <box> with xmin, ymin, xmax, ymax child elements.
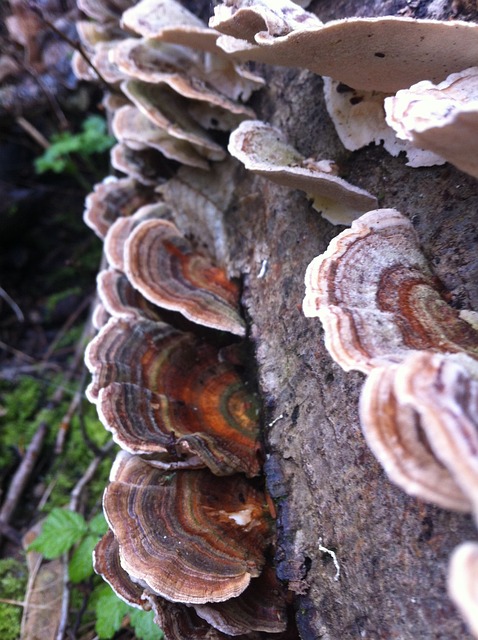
<box><xmin>124</xmin><ymin>218</ymin><xmax>246</xmax><ymax>335</ymax></box>
<box><xmin>228</xmin><ymin>119</ymin><xmax>377</xmax><ymax>225</ymax></box>
<box><xmin>303</xmin><ymin>208</ymin><xmax>478</xmax><ymax>373</ymax></box>
<box><xmin>83</xmin><ymin>176</ymin><xmax>154</xmax><ymax>239</ymax></box>
<box><xmin>104</xmin><ymin>452</ymin><xmax>272</xmax><ymax>603</ymax></box>
<box><xmin>86</xmin><ymin>316</ymin><xmax>260</xmax><ymax>475</ymax></box>
<box><xmin>213</xmin><ymin>12</ymin><xmax>478</xmax><ymax>94</ymax></box>
<box><xmin>359</xmin><ymin>356</ymin><xmax>473</xmax><ymax>512</ymax></box>
<box><xmin>385</xmin><ymin>66</ymin><xmax>478</xmax><ymax>179</ymax></box>
<box><xmin>322</xmin><ymin>77</ymin><xmax>445</xmax><ymax>168</ymax></box>
<box><xmin>449</xmin><ymin>542</ymin><xmax>478</xmax><ymax>639</ymax></box>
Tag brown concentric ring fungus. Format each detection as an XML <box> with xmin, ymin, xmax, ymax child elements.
<box><xmin>93</xmin><ymin>529</ymin><xmax>148</xmax><ymax>609</ymax></box>
<box><xmin>104</xmin><ymin>452</ymin><xmax>272</xmax><ymax>604</ymax></box>
<box><xmin>86</xmin><ymin>316</ymin><xmax>260</xmax><ymax>475</ymax></box>
<box><xmin>359</xmin><ymin>359</ymin><xmax>472</xmax><ymax>512</ymax></box>
<box><xmin>124</xmin><ymin>218</ymin><xmax>246</xmax><ymax>335</ymax></box>
<box><xmin>84</xmin><ymin>316</ymin><xmax>181</xmax><ymax>402</ymax></box>
<box><xmin>303</xmin><ymin>208</ymin><xmax>478</xmax><ymax>373</ymax></box>
<box><xmin>193</xmin><ymin>564</ymin><xmax>288</xmax><ymax>635</ymax></box>
<box><xmin>110</xmin><ymin>143</ymin><xmax>169</xmax><ymax>186</ymax></box>
<box><xmin>103</xmin><ymin>201</ymin><xmax>173</xmax><ymax>272</ymax></box>
<box><xmin>228</xmin><ymin>120</ymin><xmax>377</xmax><ymax>225</ymax></box>
<box><xmin>97</xmin><ymin>269</ymin><xmax>163</xmax><ymax>322</ymax></box>
<box><xmin>83</xmin><ymin>176</ymin><xmax>154</xmax><ymax>239</ymax></box>
<box><xmin>394</xmin><ymin>351</ymin><xmax>478</xmax><ymax>508</ymax></box>
<box><xmin>213</xmin><ymin>15</ymin><xmax>478</xmax><ymax>94</ymax></box>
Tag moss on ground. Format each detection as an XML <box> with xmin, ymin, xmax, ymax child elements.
<box><xmin>0</xmin><ymin>557</ymin><xmax>28</xmax><ymax>640</ymax></box>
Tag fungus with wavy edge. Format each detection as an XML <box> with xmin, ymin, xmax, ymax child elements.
<box><xmin>95</xmin><ymin>528</ymin><xmax>288</xmax><ymax>637</ymax></box>
<box><xmin>193</xmin><ymin>564</ymin><xmax>288</xmax><ymax>635</ymax></box>
<box><xmin>85</xmin><ymin>316</ymin><xmax>260</xmax><ymax>476</ymax></box>
<box><xmin>394</xmin><ymin>351</ymin><xmax>478</xmax><ymax>509</ymax></box>
<box><xmin>359</xmin><ymin>357</ymin><xmax>472</xmax><ymax>513</ymax></box>
<box><xmin>209</xmin><ymin>0</ymin><xmax>322</xmax><ymax>44</ymax></box>
<box><xmin>121</xmin><ymin>80</ymin><xmax>226</xmax><ymax>162</ymax></box>
<box><xmin>228</xmin><ymin>120</ymin><xmax>377</xmax><ymax>225</ymax></box>
<box><xmin>103</xmin><ymin>452</ymin><xmax>272</xmax><ymax>604</ymax></box>
<box><xmin>84</xmin><ymin>316</ymin><xmax>181</xmax><ymax>402</ymax></box>
<box><xmin>122</xmin><ymin>0</ymin><xmax>219</xmax><ymax>52</ymax></box>
<box><xmin>83</xmin><ymin>176</ymin><xmax>154</xmax><ymax>239</ymax></box>
<box><xmin>322</xmin><ymin>77</ymin><xmax>445</xmax><ymax>168</ymax></box>
<box><xmin>92</xmin><ymin>302</ymin><xmax>110</xmax><ymax>331</ymax></box>
<box><xmin>384</xmin><ymin>67</ymin><xmax>478</xmax><ymax>179</ymax></box>
<box><xmin>93</xmin><ymin>529</ymin><xmax>148</xmax><ymax>609</ymax></box>
<box><xmin>124</xmin><ymin>218</ymin><xmax>246</xmax><ymax>336</ymax></box>
<box><xmin>112</xmin><ymin>105</ymin><xmax>212</xmax><ymax>169</ymax></box>
<box><xmin>449</xmin><ymin>542</ymin><xmax>478</xmax><ymax>639</ymax></box>
<box><xmin>97</xmin><ymin>269</ymin><xmax>163</xmax><ymax>322</ymax></box>
<box><xmin>303</xmin><ymin>208</ymin><xmax>478</xmax><ymax>374</ymax></box>
<box><xmin>104</xmin><ymin>201</ymin><xmax>173</xmax><ymax>272</ymax></box>
<box><xmin>213</xmin><ymin>15</ymin><xmax>478</xmax><ymax>94</ymax></box>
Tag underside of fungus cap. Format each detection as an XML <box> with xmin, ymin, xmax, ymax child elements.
<box><xmin>322</xmin><ymin>77</ymin><xmax>445</xmax><ymax>168</ymax></box>
<box><xmin>121</xmin><ymin>80</ymin><xmax>227</xmax><ymax>161</ymax></box>
<box><xmin>303</xmin><ymin>208</ymin><xmax>478</xmax><ymax>373</ymax></box>
<box><xmin>214</xmin><ymin>16</ymin><xmax>478</xmax><ymax>94</ymax></box>
<box><xmin>385</xmin><ymin>67</ymin><xmax>478</xmax><ymax>179</ymax></box>
<box><xmin>359</xmin><ymin>359</ymin><xmax>472</xmax><ymax>513</ymax></box>
<box><xmin>124</xmin><ymin>218</ymin><xmax>246</xmax><ymax>335</ymax></box>
<box><xmin>228</xmin><ymin>119</ymin><xmax>377</xmax><ymax>225</ymax></box>
<box><xmin>449</xmin><ymin>542</ymin><xmax>478</xmax><ymax>639</ymax></box>
<box><xmin>104</xmin><ymin>452</ymin><xmax>272</xmax><ymax>604</ymax></box>
<box><xmin>110</xmin><ymin>143</ymin><xmax>169</xmax><ymax>186</ymax></box>
<box><xmin>111</xmin><ymin>38</ymin><xmax>256</xmax><ymax>127</ymax></box>
<box><xmin>112</xmin><ymin>105</ymin><xmax>212</xmax><ymax>169</ymax></box>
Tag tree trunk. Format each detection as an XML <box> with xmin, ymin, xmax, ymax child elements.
<box><xmin>220</xmin><ymin>1</ymin><xmax>478</xmax><ymax>638</ymax></box>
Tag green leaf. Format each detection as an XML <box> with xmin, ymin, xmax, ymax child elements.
<box><xmin>130</xmin><ymin>609</ymin><xmax>163</xmax><ymax>640</ymax></box>
<box><xmin>92</xmin><ymin>584</ymin><xmax>129</xmax><ymax>639</ymax></box>
<box><xmin>28</xmin><ymin>509</ymin><xmax>87</xmax><ymax>559</ymax></box>
<box><xmin>88</xmin><ymin>512</ymin><xmax>108</xmax><ymax>536</ymax></box>
<box><xmin>68</xmin><ymin>535</ymin><xmax>97</xmax><ymax>583</ymax></box>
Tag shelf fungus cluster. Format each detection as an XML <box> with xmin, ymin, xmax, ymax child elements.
<box><xmin>75</xmin><ymin>0</ymin><xmax>298</xmax><ymax>637</ymax></box>
<box><xmin>303</xmin><ymin>208</ymin><xmax>478</xmax><ymax>635</ymax></box>
<box><xmin>211</xmin><ymin>1</ymin><xmax>478</xmax><ymax>178</ymax></box>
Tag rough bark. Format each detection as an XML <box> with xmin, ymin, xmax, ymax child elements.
<box><xmin>221</xmin><ymin>1</ymin><xmax>478</xmax><ymax>638</ymax></box>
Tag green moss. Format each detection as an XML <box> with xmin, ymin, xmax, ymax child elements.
<box><xmin>0</xmin><ymin>557</ymin><xmax>28</xmax><ymax>640</ymax></box>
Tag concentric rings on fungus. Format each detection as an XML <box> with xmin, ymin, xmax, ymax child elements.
<box><xmin>104</xmin><ymin>453</ymin><xmax>272</xmax><ymax>604</ymax></box>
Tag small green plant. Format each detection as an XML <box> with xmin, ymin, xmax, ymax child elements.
<box><xmin>29</xmin><ymin>508</ymin><xmax>162</xmax><ymax>640</ymax></box>
<box><xmin>34</xmin><ymin>115</ymin><xmax>115</xmax><ymax>187</ymax></box>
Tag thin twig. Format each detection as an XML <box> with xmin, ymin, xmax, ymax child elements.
<box><xmin>30</xmin><ymin>7</ymin><xmax>112</xmax><ymax>91</ymax></box>
<box><xmin>0</xmin><ymin>422</ymin><xmax>48</xmax><ymax>540</ymax></box>
<box><xmin>0</xmin><ymin>287</ymin><xmax>25</xmax><ymax>322</ymax></box>
<box><xmin>16</xmin><ymin>116</ymin><xmax>50</xmax><ymax>149</ymax></box>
